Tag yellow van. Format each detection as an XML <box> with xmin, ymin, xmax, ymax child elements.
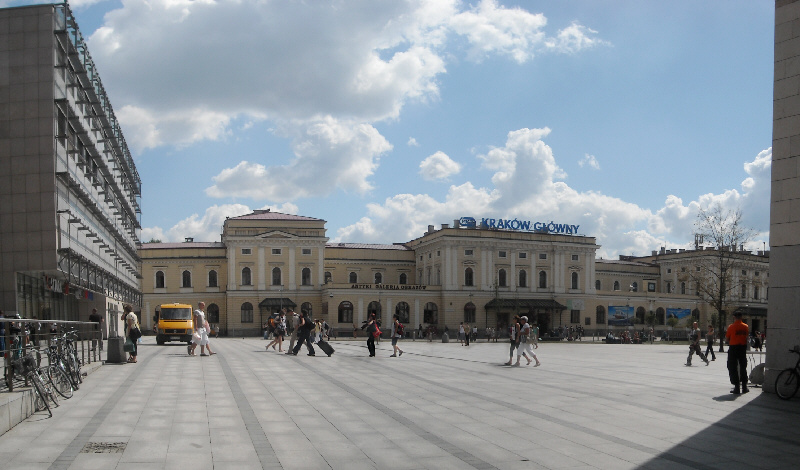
<box><xmin>155</xmin><ymin>303</ymin><xmax>194</xmax><ymax>345</ymax></box>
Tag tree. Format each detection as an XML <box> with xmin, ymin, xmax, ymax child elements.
<box><xmin>690</xmin><ymin>205</ymin><xmax>756</xmax><ymax>352</ymax></box>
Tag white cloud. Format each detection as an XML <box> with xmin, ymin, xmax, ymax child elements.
<box><xmin>419</xmin><ymin>151</ymin><xmax>462</xmax><ymax>180</ymax></box>
<box><xmin>205</xmin><ymin>117</ymin><xmax>393</xmax><ymax>200</ymax></box>
<box><xmin>545</xmin><ymin>22</ymin><xmax>608</xmax><ymax>54</ymax></box>
<box><xmin>407</xmin><ymin>137</ymin><xmax>420</xmax><ymax>147</ymax></box>
<box><xmin>578</xmin><ymin>153</ymin><xmax>600</xmax><ymax>170</ymax></box>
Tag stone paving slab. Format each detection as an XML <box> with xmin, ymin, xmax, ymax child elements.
<box><xmin>0</xmin><ymin>337</ymin><xmax>797</xmax><ymax>469</ymax></box>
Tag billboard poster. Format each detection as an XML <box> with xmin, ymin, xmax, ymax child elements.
<box><xmin>608</xmin><ymin>306</ymin><xmax>634</xmax><ymax>326</ymax></box>
<box><xmin>666</xmin><ymin>308</ymin><xmax>693</xmax><ymax>327</ymax></box>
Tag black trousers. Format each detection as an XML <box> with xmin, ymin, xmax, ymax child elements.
<box><xmin>705</xmin><ymin>340</ymin><xmax>716</xmax><ymax>360</ymax></box>
<box><xmin>292</xmin><ymin>332</ymin><xmax>315</xmax><ymax>355</ymax></box>
<box><xmin>727</xmin><ymin>344</ymin><xmax>748</xmax><ymax>386</ymax></box>
<box><xmin>367</xmin><ymin>336</ymin><xmax>375</xmax><ymax>356</ymax></box>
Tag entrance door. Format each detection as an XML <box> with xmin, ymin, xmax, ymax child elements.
<box><xmin>496</xmin><ymin>312</ymin><xmax>509</xmax><ymax>338</ymax></box>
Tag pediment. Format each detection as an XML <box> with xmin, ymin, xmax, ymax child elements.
<box><xmin>255</xmin><ymin>230</ymin><xmax>297</xmax><ymax>239</ymax></box>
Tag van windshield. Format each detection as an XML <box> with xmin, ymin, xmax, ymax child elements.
<box><xmin>160</xmin><ymin>308</ymin><xmax>192</xmax><ymax>320</ymax></box>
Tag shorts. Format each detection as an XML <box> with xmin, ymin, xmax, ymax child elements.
<box><xmin>392</xmin><ymin>337</ymin><xmax>399</xmax><ymax>346</ymax></box>
<box><xmin>192</xmin><ymin>328</ymin><xmax>209</xmax><ymax>346</ymax></box>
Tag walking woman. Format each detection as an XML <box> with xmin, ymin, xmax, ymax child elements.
<box><xmin>123</xmin><ymin>304</ymin><xmax>139</xmax><ymax>363</ymax></box>
<box><xmin>266</xmin><ymin>311</ymin><xmax>286</xmax><ymax>352</ymax></box>
<box><xmin>362</xmin><ymin>313</ymin><xmax>380</xmax><ymax>357</ymax></box>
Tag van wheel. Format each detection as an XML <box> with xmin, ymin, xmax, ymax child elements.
<box><xmin>156</xmin><ymin>336</ymin><xmax>165</xmax><ymax>345</ymax></box>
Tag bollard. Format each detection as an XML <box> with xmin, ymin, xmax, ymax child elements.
<box><xmin>106</xmin><ymin>336</ymin><xmax>125</xmax><ymax>363</ymax></box>
<box><xmin>441</xmin><ymin>332</ymin><xmax>449</xmax><ymax>343</ymax></box>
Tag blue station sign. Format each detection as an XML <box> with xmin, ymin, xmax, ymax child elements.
<box><xmin>460</xmin><ymin>216</ymin><xmax>580</xmax><ymax>235</ymax></box>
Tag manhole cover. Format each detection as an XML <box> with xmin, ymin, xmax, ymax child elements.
<box><xmin>81</xmin><ymin>442</ymin><xmax>127</xmax><ymax>453</ymax></box>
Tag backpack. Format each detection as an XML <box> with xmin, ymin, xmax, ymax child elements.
<box><xmin>373</xmin><ymin>324</ymin><xmax>382</xmax><ymax>338</ymax></box>
<box><xmin>396</xmin><ymin>322</ymin><xmax>405</xmax><ymax>336</ymax></box>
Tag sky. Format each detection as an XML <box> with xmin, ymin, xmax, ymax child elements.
<box><xmin>8</xmin><ymin>0</ymin><xmax>776</xmax><ymax>258</ymax></box>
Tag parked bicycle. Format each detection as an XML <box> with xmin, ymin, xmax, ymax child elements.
<box><xmin>8</xmin><ymin>353</ymin><xmax>58</xmax><ymax>417</ymax></box>
<box><xmin>775</xmin><ymin>346</ymin><xmax>800</xmax><ymax>400</ymax></box>
<box><xmin>42</xmin><ymin>343</ymin><xmax>74</xmax><ymax>399</ymax></box>
<box><xmin>52</xmin><ymin>330</ymin><xmax>83</xmax><ymax>390</ymax></box>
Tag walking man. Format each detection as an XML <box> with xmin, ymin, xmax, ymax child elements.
<box><xmin>189</xmin><ymin>301</ymin><xmax>215</xmax><ymax>356</ymax></box>
<box><xmin>705</xmin><ymin>324</ymin><xmax>717</xmax><ymax>361</ymax></box>
<box><xmin>290</xmin><ymin>309</ymin><xmax>316</xmax><ymax>356</ymax></box>
<box><xmin>685</xmin><ymin>321</ymin><xmax>709</xmax><ymax>366</ymax></box>
<box><xmin>726</xmin><ymin>311</ymin><xmax>750</xmax><ymax>394</ymax></box>
<box><xmin>286</xmin><ymin>309</ymin><xmax>300</xmax><ymax>354</ymax></box>
<box><xmin>89</xmin><ymin>308</ymin><xmax>103</xmax><ymax>352</ymax></box>
<box><xmin>390</xmin><ymin>314</ymin><xmax>404</xmax><ymax>357</ymax></box>
<box><xmin>504</xmin><ymin>315</ymin><xmax>522</xmax><ymax>366</ymax></box>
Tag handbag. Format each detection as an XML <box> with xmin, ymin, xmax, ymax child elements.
<box><xmin>129</xmin><ymin>326</ymin><xmax>142</xmax><ymax>339</ymax></box>
<box><xmin>124</xmin><ymin>338</ymin><xmax>135</xmax><ymax>352</ymax></box>
<box><xmin>372</xmin><ymin>325</ymin><xmax>382</xmax><ymax>338</ymax></box>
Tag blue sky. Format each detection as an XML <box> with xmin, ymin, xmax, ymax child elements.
<box><xmin>8</xmin><ymin>0</ymin><xmax>775</xmax><ymax>257</ymax></box>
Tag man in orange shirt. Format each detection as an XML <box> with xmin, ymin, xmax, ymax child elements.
<box><xmin>725</xmin><ymin>311</ymin><xmax>750</xmax><ymax>394</ymax></box>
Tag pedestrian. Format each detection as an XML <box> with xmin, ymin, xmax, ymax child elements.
<box><xmin>189</xmin><ymin>301</ymin><xmax>216</xmax><ymax>356</ymax></box>
<box><xmin>362</xmin><ymin>313</ymin><xmax>380</xmax><ymax>357</ymax></box>
<box><xmin>418</xmin><ymin>323</ymin><xmax>423</xmax><ymax>341</ymax></box>
<box><xmin>464</xmin><ymin>322</ymin><xmax>471</xmax><ymax>346</ymax></box>
<box><xmin>290</xmin><ymin>308</ymin><xmax>316</xmax><ymax>356</ymax></box>
<box><xmin>504</xmin><ymin>315</ymin><xmax>521</xmax><ymax>366</ymax></box>
<box><xmin>286</xmin><ymin>309</ymin><xmax>301</xmax><ymax>354</ymax></box>
<box><xmin>515</xmin><ymin>316</ymin><xmax>540</xmax><ymax>367</ymax></box>
<box><xmin>685</xmin><ymin>322</ymin><xmax>709</xmax><ymax>366</ymax></box>
<box><xmin>705</xmin><ymin>324</ymin><xmax>717</xmax><ymax>361</ymax></box>
<box><xmin>458</xmin><ymin>322</ymin><xmax>465</xmax><ymax>346</ymax></box>
<box><xmin>726</xmin><ymin>311</ymin><xmax>750</xmax><ymax>394</ymax></box>
<box><xmin>123</xmin><ymin>304</ymin><xmax>139</xmax><ymax>363</ymax></box>
<box><xmin>266</xmin><ymin>311</ymin><xmax>286</xmax><ymax>352</ymax></box>
<box><xmin>390</xmin><ymin>314</ymin><xmax>405</xmax><ymax>357</ymax></box>
<box><xmin>89</xmin><ymin>308</ymin><xmax>104</xmax><ymax>352</ymax></box>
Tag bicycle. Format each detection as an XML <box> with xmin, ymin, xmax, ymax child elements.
<box><xmin>51</xmin><ymin>333</ymin><xmax>81</xmax><ymax>390</ymax></box>
<box><xmin>9</xmin><ymin>353</ymin><xmax>58</xmax><ymax>417</ymax></box>
<box><xmin>775</xmin><ymin>346</ymin><xmax>800</xmax><ymax>400</ymax></box>
<box><xmin>43</xmin><ymin>344</ymin><xmax>74</xmax><ymax>399</ymax></box>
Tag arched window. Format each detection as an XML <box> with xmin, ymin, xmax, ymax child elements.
<box><xmin>636</xmin><ymin>306</ymin><xmax>646</xmax><ymax>324</ymax></box>
<box><xmin>596</xmin><ymin>305</ymin><xmax>606</xmax><ymax>324</ymax></box>
<box><xmin>301</xmin><ymin>302</ymin><xmax>312</xmax><ymax>317</ymax></box>
<box><xmin>338</xmin><ymin>301</ymin><xmax>353</xmax><ymax>324</ymax></box>
<box><xmin>518</xmin><ymin>270</ymin><xmax>527</xmax><ymax>288</ymax></box>
<box><xmin>680</xmin><ymin>282</ymin><xmax>686</xmax><ymax>294</ymax></box>
<box><xmin>324</xmin><ymin>271</ymin><xmax>332</xmax><ymax>284</ymax></box>
<box><xmin>571</xmin><ymin>272</ymin><xmax>579</xmax><ymax>289</ymax></box>
<box><xmin>464</xmin><ymin>302</ymin><xmax>476</xmax><ymax>323</ymax></box>
<box><xmin>368</xmin><ymin>301</ymin><xmax>382</xmax><ymax>321</ymax></box>
<box><xmin>498</xmin><ymin>269</ymin><xmax>507</xmax><ymax>287</ymax></box>
<box><xmin>399</xmin><ymin>273</ymin><xmax>407</xmax><ymax>285</ymax></box>
<box><xmin>155</xmin><ymin>270</ymin><xmax>165</xmax><ymax>289</ymax></box>
<box><xmin>741</xmin><ymin>283</ymin><xmax>747</xmax><ymax>299</ymax></box>
<box><xmin>272</xmin><ymin>267</ymin><xmax>281</xmax><ymax>286</ymax></box>
<box><xmin>241</xmin><ymin>267</ymin><xmax>251</xmax><ymax>286</ymax></box>
<box><xmin>182</xmin><ymin>270</ymin><xmax>192</xmax><ymax>288</ymax></box>
<box><xmin>423</xmin><ymin>302</ymin><xmax>438</xmax><ymax>324</ymax></box>
<box><xmin>395</xmin><ymin>302</ymin><xmax>410</xmax><ymax>323</ymax></box>
<box><xmin>349</xmin><ymin>272</ymin><xmax>357</xmax><ymax>283</ymax></box>
<box><xmin>207</xmin><ymin>303</ymin><xmax>220</xmax><ymax>323</ymax></box>
<box><xmin>208</xmin><ymin>270</ymin><xmax>218</xmax><ymax>288</ymax></box>
<box><xmin>656</xmin><ymin>307</ymin><xmax>665</xmax><ymax>325</ymax></box>
<box><xmin>595</xmin><ymin>280</ymin><xmax>601</xmax><ymax>291</ymax></box>
<box><xmin>374</xmin><ymin>272</ymin><xmax>383</xmax><ymax>285</ymax></box>
<box><xmin>538</xmin><ymin>271</ymin><xmax>547</xmax><ymax>289</ymax></box>
<box><xmin>302</xmin><ymin>267</ymin><xmax>311</xmax><ymax>286</ymax></box>
<box><xmin>613</xmin><ymin>281</ymin><xmax>620</xmax><ymax>291</ymax></box>
<box><xmin>464</xmin><ymin>267</ymin><xmax>474</xmax><ymax>286</ymax></box>
<box><xmin>241</xmin><ymin>302</ymin><xmax>253</xmax><ymax>323</ymax></box>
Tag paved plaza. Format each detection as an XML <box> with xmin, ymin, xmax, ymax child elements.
<box><xmin>0</xmin><ymin>337</ymin><xmax>798</xmax><ymax>469</ymax></box>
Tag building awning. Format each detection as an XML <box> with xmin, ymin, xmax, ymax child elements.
<box><xmin>258</xmin><ymin>298</ymin><xmax>296</xmax><ymax>309</ymax></box>
<box><xmin>484</xmin><ymin>299</ymin><xmax>568</xmax><ymax>311</ymax></box>
<box><xmin>733</xmin><ymin>306</ymin><xmax>768</xmax><ymax>317</ymax></box>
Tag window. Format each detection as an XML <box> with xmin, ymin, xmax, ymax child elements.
<box><xmin>241</xmin><ymin>267</ymin><xmax>252</xmax><ymax>286</ymax></box>
<box><xmin>519</xmin><ymin>252</ymin><xmax>527</xmax><ymax>259</ymax></box>
<box><xmin>301</xmin><ymin>302</ymin><xmax>312</xmax><ymax>317</ymax></box>
<box><xmin>207</xmin><ymin>304</ymin><xmax>220</xmax><ymax>323</ymax></box>
<box><xmin>155</xmin><ymin>271</ymin><xmax>165</xmax><ymax>289</ymax></box>
<box><xmin>368</xmin><ymin>301</ymin><xmax>382</xmax><ymax>321</ymax></box>
<box><xmin>349</xmin><ymin>272</ymin><xmax>357</xmax><ymax>283</ymax></box>
<box><xmin>755</xmin><ymin>271</ymin><xmax>760</xmax><ymax>276</ymax></box>
<box><xmin>302</xmin><ymin>267</ymin><xmax>311</xmax><ymax>286</ymax></box>
<box><xmin>539</xmin><ymin>253</ymin><xmax>547</xmax><ymax>260</ymax></box>
<box><xmin>498</xmin><ymin>269</ymin><xmax>507</xmax><ymax>287</ymax></box>
<box><xmin>399</xmin><ymin>273</ymin><xmax>408</xmax><ymax>285</ymax></box>
<box><xmin>631</xmin><ymin>282</ymin><xmax>638</xmax><ymax>292</ymax></box>
<box><xmin>570</xmin><ymin>310</ymin><xmax>580</xmax><ymax>323</ymax></box>
<box><xmin>596</xmin><ymin>306</ymin><xmax>606</xmax><ymax>324</ymax></box>
<box><xmin>241</xmin><ymin>302</ymin><xmax>253</xmax><ymax>323</ymax></box>
<box><xmin>647</xmin><ymin>282</ymin><xmax>656</xmax><ymax>293</ymax></box>
<box><xmin>741</xmin><ymin>284</ymin><xmax>747</xmax><ymax>299</ymax></box>
<box><xmin>271</xmin><ymin>267</ymin><xmax>281</xmax><ymax>286</ymax></box>
<box><xmin>241</xmin><ymin>248</ymin><xmax>251</xmax><ymax>255</ymax></box>
<box><xmin>272</xmin><ymin>248</ymin><xmax>281</xmax><ymax>255</ymax></box>
<box><xmin>464</xmin><ymin>302</ymin><xmax>476</xmax><ymax>323</ymax></box>
<box><xmin>325</xmin><ymin>271</ymin><xmax>332</xmax><ymax>284</ymax></box>
<box><xmin>681</xmin><ymin>282</ymin><xmax>686</xmax><ymax>295</ymax></box>
<box><xmin>742</xmin><ymin>270</ymin><xmax>747</xmax><ymax>276</ymax></box>
<box><xmin>613</xmin><ymin>281</ymin><xmax>620</xmax><ymax>291</ymax></box>
<box><xmin>499</xmin><ymin>251</ymin><xmax>507</xmax><ymax>258</ymax></box>
<box><xmin>423</xmin><ymin>302</ymin><xmax>438</xmax><ymax>324</ymax></box>
<box><xmin>208</xmin><ymin>270</ymin><xmax>218</xmax><ymax>288</ymax></box>
<box><xmin>538</xmin><ymin>271</ymin><xmax>547</xmax><ymax>289</ymax></box>
<box><xmin>754</xmin><ymin>286</ymin><xmax>759</xmax><ymax>300</ymax></box>
<box><xmin>437</xmin><ymin>251</ymin><xmax>441</xmax><ymax>256</ymax></box>
<box><xmin>464</xmin><ymin>267</ymin><xmax>474</xmax><ymax>286</ymax></box>
<box><xmin>595</xmin><ymin>280</ymin><xmax>601</xmax><ymax>290</ymax></box>
<box><xmin>395</xmin><ymin>302</ymin><xmax>410</xmax><ymax>324</ymax></box>
<box><xmin>465</xmin><ymin>249</ymin><xmax>474</xmax><ymax>256</ymax></box>
<box><xmin>667</xmin><ymin>268</ymin><xmax>672</xmax><ymax>274</ymax></box>
<box><xmin>571</xmin><ymin>272</ymin><xmax>579</xmax><ymax>289</ymax></box>
<box><xmin>571</xmin><ymin>254</ymin><xmax>579</xmax><ymax>261</ymax></box>
<box><xmin>518</xmin><ymin>270</ymin><xmax>527</xmax><ymax>288</ymax></box>
<box><xmin>374</xmin><ymin>272</ymin><xmax>383</xmax><ymax>285</ymax></box>
<box><xmin>302</xmin><ymin>248</ymin><xmax>311</xmax><ymax>255</ymax></box>
<box><xmin>666</xmin><ymin>282</ymin><xmax>672</xmax><ymax>293</ymax></box>
<box><xmin>182</xmin><ymin>270</ymin><xmax>192</xmax><ymax>288</ymax></box>
<box><xmin>338</xmin><ymin>301</ymin><xmax>353</xmax><ymax>323</ymax></box>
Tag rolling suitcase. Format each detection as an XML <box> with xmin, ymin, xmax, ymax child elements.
<box><xmin>317</xmin><ymin>339</ymin><xmax>335</xmax><ymax>357</ymax></box>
